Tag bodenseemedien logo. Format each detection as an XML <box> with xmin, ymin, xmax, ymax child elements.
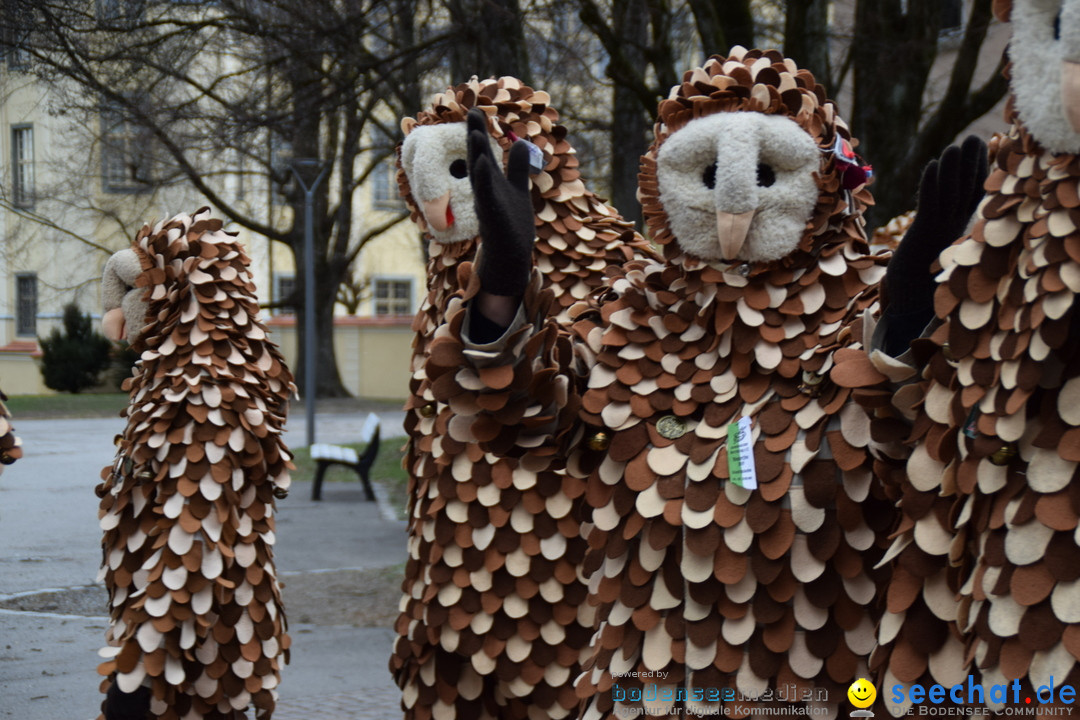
<box><xmin>848</xmin><ymin>678</ymin><xmax>877</xmax><ymax>718</ymax></box>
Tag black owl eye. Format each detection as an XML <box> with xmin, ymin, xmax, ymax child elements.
<box><xmin>757</xmin><ymin>163</ymin><xmax>776</xmax><ymax>188</ymax></box>
<box><xmin>450</xmin><ymin>159</ymin><xmax>468</xmax><ymax>179</ymax></box>
<box><xmin>703</xmin><ymin>161</ymin><xmax>717</xmax><ymax>189</ymax></box>
<box><xmin>1054</xmin><ymin>10</ymin><xmax>1061</xmax><ymax>40</ymax></box>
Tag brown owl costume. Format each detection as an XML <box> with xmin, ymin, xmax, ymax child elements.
<box><xmin>843</xmin><ymin>0</ymin><xmax>1080</xmax><ymax>714</ymax></box>
<box><xmin>571</xmin><ymin>50</ymin><xmax>892</xmax><ymax>719</ymax></box>
<box><xmin>96</xmin><ymin>209</ymin><xmax>294</xmax><ymax>720</ymax></box>
<box><xmin>392</xmin><ymin>78</ymin><xmax>656</xmax><ymax>720</ymax></box>
<box><xmin>425</xmin><ymin>48</ymin><xmax>892</xmax><ymax>719</ymax></box>
<box><xmin>0</xmin><ymin>391</ymin><xmax>21</xmax><ymax>471</ymax></box>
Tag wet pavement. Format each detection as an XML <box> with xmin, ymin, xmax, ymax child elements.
<box><xmin>0</xmin><ymin>410</ymin><xmax>409</xmax><ymax>720</ymax></box>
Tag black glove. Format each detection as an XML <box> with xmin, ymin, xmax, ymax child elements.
<box><xmin>882</xmin><ymin>134</ymin><xmax>989</xmax><ymax>356</ymax></box>
<box><xmin>103</xmin><ymin>683</ymin><xmax>151</xmax><ymax>720</ymax></box>
<box><xmin>467</xmin><ymin>107</ymin><xmax>535</xmax><ymax>298</ymax></box>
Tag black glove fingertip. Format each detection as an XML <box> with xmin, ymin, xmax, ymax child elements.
<box><xmin>470</xmin><ymin>150</ymin><xmax>496</xmax><ymax>200</ymax></box>
<box><xmin>916</xmin><ymin>158</ymin><xmax>942</xmax><ymax>216</ymax></box>
<box><xmin>466</xmin><ymin>107</ymin><xmax>488</xmax><ymax>136</ymax></box>
<box><xmin>506</xmin><ymin>141</ymin><xmax>532</xmax><ymax>193</ymax></box>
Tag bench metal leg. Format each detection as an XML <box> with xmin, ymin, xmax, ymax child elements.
<box><xmin>312</xmin><ymin>462</ymin><xmax>329</xmax><ymax>501</ymax></box>
<box><xmin>358</xmin><ymin>467</ymin><xmax>376</xmax><ymax>502</ymax></box>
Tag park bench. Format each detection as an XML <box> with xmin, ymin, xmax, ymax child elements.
<box><xmin>310</xmin><ymin>412</ymin><xmax>380</xmax><ymax>502</ymax></box>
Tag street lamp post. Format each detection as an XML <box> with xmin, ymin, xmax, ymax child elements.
<box><xmin>289</xmin><ymin>159</ymin><xmax>330</xmax><ymax>447</ymax></box>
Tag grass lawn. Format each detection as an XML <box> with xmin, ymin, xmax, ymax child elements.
<box><xmin>290</xmin><ymin>439</ymin><xmax>409</xmax><ymax>520</ymax></box>
<box><xmin>7</xmin><ymin>392</ymin><xmax>411</xmax><ymax>518</ymax></box>
<box><xmin>5</xmin><ymin>392</ymin><xmax>128</xmax><ymax>419</ymax></box>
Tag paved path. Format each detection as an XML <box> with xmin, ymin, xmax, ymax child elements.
<box><xmin>0</xmin><ymin>410</ymin><xmax>409</xmax><ymax>720</ymax></box>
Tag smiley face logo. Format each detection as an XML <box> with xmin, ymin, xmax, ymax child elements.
<box><xmin>848</xmin><ymin>678</ymin><xmax>877</xmax><ymax>709</ymax></box>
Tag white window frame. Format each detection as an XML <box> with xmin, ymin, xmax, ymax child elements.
<box><xmin>101</xmin><ymin>98</ymin><xmax>152</xmax><ymax>193</ymax></box>
<box><xmin>370</xmin><ymin>125</ymin><xmax>402</xmax><ymax>210</ymax></box>
<box><xmin>273</xmin><ymin>273</ymin><xmax>296</xmax><ymax>315</ymax></box>
<box><xmin>15</xmin><ymin>273</ymin><xmax>37</xmax><ymax>336</ymax></box>
<box><xmin>372</xmin><ymin>277</ymin><xmax>412</xmax><ymax>317</ymax></box>
<box><xmin>11</xmin><ymin>124</ymin><xmax>33</xmax><ymax>208</ymax></box>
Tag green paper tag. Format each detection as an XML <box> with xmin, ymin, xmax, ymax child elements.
<box><xmin>727</xmin><ymin>416</ymin><xmax>757</xmax><ymax>490</ymax></box>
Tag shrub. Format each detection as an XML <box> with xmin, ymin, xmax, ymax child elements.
<box><xmin>39</xmin><ymin>303</ymin><xmax>113</xmax><ymax>393</ymax></box>
<box><xmin>108</xmin><ymin>341</ymin><xmax>141</xmax><ymax>391</ymax></box>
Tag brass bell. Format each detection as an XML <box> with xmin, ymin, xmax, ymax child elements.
<box><xmin>586</xmin><ymin>431</ymin><xmax>611</xmax><ymax>451</ymax></box>
<box><xmin>798</xmin><ymin>370</ymin><xmax>825</xmax><ymax>397</ymax></box>
<box><xmin>0</xmin><ymin>453</ymin><xmax>13</xmax><ymax>465</ymax></box>
<box><xmin>989</xmin><ymin>443</ymin><xmax>1017</xmax><ymax>466</ymax></box>
<box><xmin>136</xmin><ymin>470</ymin><xmax>155</xmax><ymax>481</ymax></box>
<box><xmin>419</xmin><ymin>403</ymin><xmax>437</xmax><ymax>419</ymax></box>
<box><xmin>942</xmin><ymin>343</ymin><xmax>956</xmax><ymax>362</ymax></box>
<box><xmin>273</xmin><ymin>487</ymin><xmax>289</xmax><ymax>499</ymax></box>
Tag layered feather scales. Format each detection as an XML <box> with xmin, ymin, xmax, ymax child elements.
<box><xmin>96</xmin><ymin>210</ymin><xmax>294</xmax><ymax>720</ymax></box>
<box><xmin>392</xmin><ymin>77</ymin><xmax>656</xmax><ymax>720</ymax></box>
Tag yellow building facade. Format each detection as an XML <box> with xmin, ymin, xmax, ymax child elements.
<box><xmin>0</xmin><ymin>58</ymin><xmax>426</xmax><ymax>401</ymax></box>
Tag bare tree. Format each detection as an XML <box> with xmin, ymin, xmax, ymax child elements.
<box><xmin>569</xmin><ymin>0</ymin><xmax>1007</xmax><ymax>231</ymax></box>
<box><xmin>783</xmin><ymin>0</ymin><xmax>831</xmax><ymax>84</ymax></box>
<box><xmin>445</xmin><ymin>0</ymin><xmax>532</xmax><ymax>81</ymax></box>
<box><xmin>851</xmin><ymin>0</ymin><xmax>1007</xmax><ymax>227</ymax></box>
<box><xmin>576</xmin><ymin>0</ymin><xmax>714</xmax><ymax>224</ymax></box>
<box><xmin>2</xmin><ymin>0</ymin><xmax>446</xmax><ymax>397</ymax></box>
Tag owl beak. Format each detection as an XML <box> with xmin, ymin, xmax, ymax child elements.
<box><xmin>102</xmin><ymin>307</ymin><xmax>127</xmax><ymax>342</ymax></box>
<box><xmin>422</xmin><ymin>192</ymin><xmax>454</xmax><ymax>232</ymax></box>
<box><xmin>716</xmin><ymin>209</ymin><xmax>756</xmax><ymax>261</ymax></box>
<box><xmin>1063</xmin><ymin>60</ymin><xmax>1080</xmax><ymax>133</ymax></box>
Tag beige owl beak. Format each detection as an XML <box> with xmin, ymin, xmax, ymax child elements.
<box><xmin>1064</xmin><ymin>60</ymin><xmax>1080</xmax><ymax>133</ymax></box>
<box><xmin>422</xmin><ymin>192</ymin><xmax>453</xmax><ymax>232</ymax></box>
<box><xmin>717</xmin><ymin>209</ymin><xmax>756</xmax><ymax>261</ymax></box>
<box><xmin>102</xmin><ymin>307</ymin><xmax>127</xmax><ymax>342</ymax></box>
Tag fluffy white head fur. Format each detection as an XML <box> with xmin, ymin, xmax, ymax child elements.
<box><xmin>656</xmin><ymin>112</ymin><xmax>820</xmax><ymax>264</ymax></box>
<box><xmin>101</xmin><ymin>248</ymin><xmax>147</xmax><ymax>342</ymax></box>
<box><xmin>401</xmin><ymin>122</ymin><xmax>499</xmax><ymax>244</ymax></box>
<box><xmin>1010</xmin><ymin>0</ymin><xmax>1080</xmax><ymax>153</ymax></box>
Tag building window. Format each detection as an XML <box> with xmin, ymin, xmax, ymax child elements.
<box><xmin>15</xmin><ymin>273</ymin><xmax>36</xmax><ymax>336</ymax></box>
<box><xmin>11</xmin><ymin>125</ymin><xmax>33</xmax><ymax>208</ymax></box>
<box><xmin>101</xmin><ymin>99</ymin><xmax>151</xmax><ymax>192</ymax></box>
<box><xmin>3</xmin><ymin>0</ymin><xmax>32</xmax><ymax>70</ymax></box>
<box><xmin>370</xmin><ymin>126</ymin><xmax>402</xmax><ymax>210</ymax></box>
<box><xmin>373</xmin><ymin>278</ymin><xmax>411</xmax><ymax>316</ymax></box>
<box><xmin>274</xmin><ymin>273</ymin><xmax>296</xmax><ymax>315</ymax></box>
<box><xmin>97</xmin><ymin>0</ymin><xmax>145</xmax><ymax>23</ymax></box>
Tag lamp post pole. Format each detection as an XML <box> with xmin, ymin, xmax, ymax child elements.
<box><xmin>289</xmin><ymin>159</ymin><xmax>330</xmax><ymax>447</ymax></box>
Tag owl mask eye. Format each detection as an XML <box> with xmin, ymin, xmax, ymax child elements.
<box><xmin>401</xmin><ymin>122</ymin><xmax>494</xmax><ymax>243</ymax></box>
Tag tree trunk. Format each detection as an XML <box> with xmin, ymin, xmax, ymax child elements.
<box><xmin>784</xmin><ymin>0</ymin><xmax>830</xmax><ymax>84</ymax></box>
<box><xmin>852</xmin><ymin>0</ymin><xmax>941</xmax><ymax>229</ymax></box>
<box><xmin>447</xmin><ymin>0</ymin><xmax>531</xmax><ymax>82</ymax></box>
<box><xmin>287</xmin><ymin>55</ymin><xmax>351</xmax><ymax>399</ymax></box>
<box><xmin>852</xmin><ymin>0</ymin><xmax>1007</xmax><ymax>229</ymax></box>
<box><xmin>609</xmin><ymin>0</ymin><xmax>649</xmax><ymax>227</ymax></box>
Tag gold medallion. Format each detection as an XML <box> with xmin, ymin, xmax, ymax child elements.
<box><xmin>656</xmin><ymin>415</ymin><xmax>687</xmax><ymax>440</ymax></box>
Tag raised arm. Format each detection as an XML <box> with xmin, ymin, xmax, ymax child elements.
<box><xmin>465</xmin><ymin>107</ymin><xmax>538</xmax><ymax>340</ymax></box>
<box><xmin>879</xmin><ymin>135</ymin><xmax>988</xmax><ymax>356</ymax></box>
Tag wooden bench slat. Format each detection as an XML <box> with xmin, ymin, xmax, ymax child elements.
<box><xmin>310</xmin><ymin>412</ymin><xmax>381</xmax><ymax>502</ymax></box>
<box><xmin>311</xmin><ymin>444</ymin><xmax>359</xmax><ymax>464</ymax></box>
